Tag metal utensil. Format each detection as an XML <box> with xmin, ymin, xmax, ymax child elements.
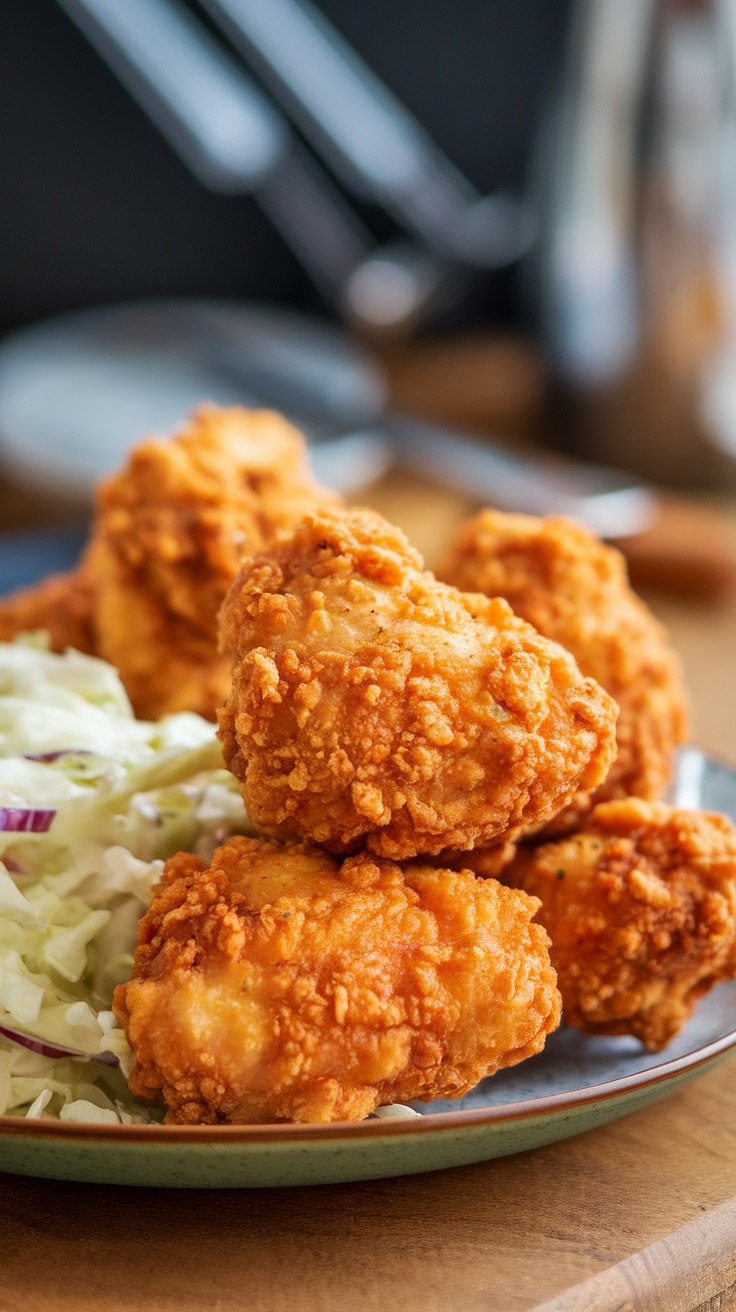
<box><xmin>0</xmin><ymin>299</ymin><xmax>655</xmax><ymax>539</ymax></box>
<box><xmin>55</xmin><ymin>0</ymin><xmax>449</xmax><ymax>331</ymax></box>
<box><xmin>667</xmin><ymin>748</ymin><xmax>736</xmax><ymax>821</ymax></box>
<box><xmin>386</xmin><ymin>417</ymin><xmax>656</xmax><ymax>539</ymax></box>
<box><xmin>538</xmin><ymin>0</ymin><xmax>736</xmax><ymax>488</ymax></box>
<box><xmin>198</xmin><ymin>0</ymin><xmax>535</xmax><ymax>269</ymax></box>
<box><xmin>0</xmin><ymin>301</ymin><xmax>396</xmax><ymax>497</ymax></box>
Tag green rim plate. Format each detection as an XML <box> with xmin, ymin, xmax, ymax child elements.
<box><xmin>0</xmin><ymin>985</ymin><xmax>733</xmax><ymax>1188</ymax></box>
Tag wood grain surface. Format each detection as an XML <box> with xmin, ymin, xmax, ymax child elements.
<box><xmin>0</xmin><ymin>1054</ymin><xmax>735</xmax><ymax>1312</ymax></box>
<box><xmin>0</xmin><ymin>469</ymin><xmax>735</xmax><ymax>1312</ymax></box>
<box><xmin>533</xmin><ymin>1190</ymin><xmax>736</xmax><ymax>1311</ymax></box>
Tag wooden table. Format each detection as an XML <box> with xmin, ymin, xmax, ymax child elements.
<box><xmin>1</xmin><ymin>471</ymin><xmax>735</xmax><ymax>1312</ymax></box>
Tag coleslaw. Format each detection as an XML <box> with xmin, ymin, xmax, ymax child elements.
<box><xmin>0</xmin><ymin>637</ymin><xmax>252</xmax><ymax>1124</ymax></box>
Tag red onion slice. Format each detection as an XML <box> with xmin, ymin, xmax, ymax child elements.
<box><xmin>0</xmin><ymin>1022</ymin><xmax>119</xmax><ymax>1065</ymax></box>
<box><xmin>24</xmin><ymin>750</ymin><xmax>92</xmax><ymax>763</ymax></box>
<box><xmin>0</xmin><ymin>808</ymin><xmax>56</xmax><ymax>834</ymax></box>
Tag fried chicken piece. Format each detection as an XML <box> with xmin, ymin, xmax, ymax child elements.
<box><xmin>86</xmin><ymin>405</ymin><xmax>340</xmax><ymax>720</ymax></box>
<box><xmin>435</xmin><ymin>842</ymin><xmax>519</xmax><ymax>880</ymax></box>
<box><xmin>503</xmin><ymin>798</ymin><xmax>736</xmax><ymax>1050</ymax></box>
<box><xmin>439</xmin><ymin>511</ymin><xmax>688</xmax><ymax>829</ymax></box>
<box><xmin>113</xmin><ymin>835</ymin><xmax>561</xmax><ymax>1124</ymax></box>
<box><xmin>218</xmin><ymin>507</ymin><xmax>618</xmax><ymax>859</ymax></box>
<box><xmin>0</xmin><ymin>405</ymin><xmax>340</xmax><ymax>720</ymax></box>
<box><xmin>0</xmin><ymin>567</ymin><xmax>96</xmax><ymax>654</ymax></box>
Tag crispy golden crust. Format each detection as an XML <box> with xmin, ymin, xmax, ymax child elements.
<box><xmin>434</xmin><ymin>842</ymin><xmax>519</xmax><ymax>879</ymax></box>
<box><xmin>0</xmin><ymin>567</ymin><xmax>97</xmax><ymax>655</ymax></box>
<box><xmin>439</xmin><ymin>512</ymin><xmax>688</xmax><ymax>830</ymax></box>
<box><xmin>87</xmin><ymin>406</ymin><xmax>339</xmax><ymax>720</ymax></box>
<box><xmin>0</xmin><ymin>407</ymin><xmax>339</xmax><ymax>720</ymax></box>
<box><xmin>503</xmin><ymin>798</ymin><xmax>736</xmax><ymax>1050</ymax></box>
<box><xmin>218</xmin><ymin>507</ymin><xmax>618</xmax><ymax>859</ymax></box>
<box><xmin>113</xmin><ymin>835</ymin><xmax>561</xmax><ymax>1124</ymax></box>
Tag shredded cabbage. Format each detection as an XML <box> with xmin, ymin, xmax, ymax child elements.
<box><xmin>0</xmin><ymin>639</ymin><xmax>253</xmax><ymax>1123</ymax></box>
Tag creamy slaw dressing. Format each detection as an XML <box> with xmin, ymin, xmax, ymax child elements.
<box><xmin>0</xmin><ymin>638</ymin><xmax>252</xmax><ymax>1124</ymax></box>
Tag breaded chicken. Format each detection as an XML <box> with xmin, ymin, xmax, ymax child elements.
<box><xmin>0</xmin><ymin>567</ymin><xmax>97</xmax><ymax>655</ymax></box>
<box><xmin>503</xmin><ymin>798</ymin><xmax>736</xmax><ymax>1050</ymax></box>
<box><xmin>86</xmin><ymin>406</ymin><xmax>340</xmax><ymax>720</ymax></box>
<box><xmin>113</xmin><ymin>835</ymin><xmax>561</xmax><ymax>1124</ymax></box>
<box><xmin>435</xmin><ymin>842</ymin><xmax>519</xmax><ymax>880</ymax></box>
<box><xmin>439</xmin><ymin>511</ymin><xmax>688</xmax><ymax>829</ymax></box>
<box><xmin>218</xmin><ymin>507</ymin><xmax>618</xmax><ymax>859</ymax></box>
<box><xmin>0</xmin><ymin>406</ymin><xmax>340</xmax><ymax>720</ymax></box>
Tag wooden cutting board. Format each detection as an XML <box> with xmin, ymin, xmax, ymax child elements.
<box><xmin>0</xmin><ymin>1053</ymin><xmax>734</xmax><ymax>1312</ymax></box>
<box><xmin>534</xmin><ymin>1186</ymin><xmax>736</xmax><ymax>1311</ymax></box>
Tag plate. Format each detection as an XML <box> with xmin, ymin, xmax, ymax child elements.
<box><xmin>0</xmin><ymin>534</ymin><xmax>734</xmax><ymax>1187</ymax></box>
<box><xmin>0</xmin><ymin>522</ymin><xmax>88</xmax><ymax>594</ymax></box>
<box><xmin>0</xmin><ymin>982</ymin><xmax>733</xmax><ymax>1189</ymax></box>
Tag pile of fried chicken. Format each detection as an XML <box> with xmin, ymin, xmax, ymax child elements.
<box><xmin>3</xmin><ymin>404</ymin><xmax>736</xmax><ymax>1125</ymax></box>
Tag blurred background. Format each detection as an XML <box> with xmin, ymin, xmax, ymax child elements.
<box><xmin>3</xmin><ymin>0</ymin><xmax>736</xmax><ymax>608</ymax></box>
<box><xmin>2</xmin><ymin>0</ymin><xmax>736</xmax><ymax>755</ymax></box>
<box><xmin>0</xmin><ymin>0</ymin><xmax>569</xmax><ymax>334</ymax></box>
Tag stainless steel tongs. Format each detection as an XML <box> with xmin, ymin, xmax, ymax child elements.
<box><xmin>56</xmin><ymin>0</ymin><xmax>533</xmax><ymax>335</ymax></box>
<box><xmin>49</xmin><ymin>0</ymin><xmax>669</xmax><ymax>547</ymax></box>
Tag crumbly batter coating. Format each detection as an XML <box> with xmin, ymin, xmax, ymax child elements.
<box><xmin>218</xmin><ymin>507</ymin><xmax>618</xmax><ymax>859</ymax></box>
<box><xmin>87</xmin><ymin>405</ymin><xmax>340</xmax><ymax>721</ymax></box>
<box><xmin>0</xmin><ymin>567</ymin><xmax>96</xmax><ymax>655</ymax></box>
<box><xmin>439</xmin><ymin>511</ymin><xmax>688</xmax><ymax>827</ymax></box>
<box><xmin>503</xmin><ymin>798</ymin><xmax>736</xmax><ymax>1050</ymax></box>
<box><xmin>113</xmin><ymin>835</ymin><xmax>561</xmax><ymax>1124</ymax></box>
<box><xmin>0</xmin><ymin>405</ymin><xmax>340</xmax><ymax>720</ymax></box>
